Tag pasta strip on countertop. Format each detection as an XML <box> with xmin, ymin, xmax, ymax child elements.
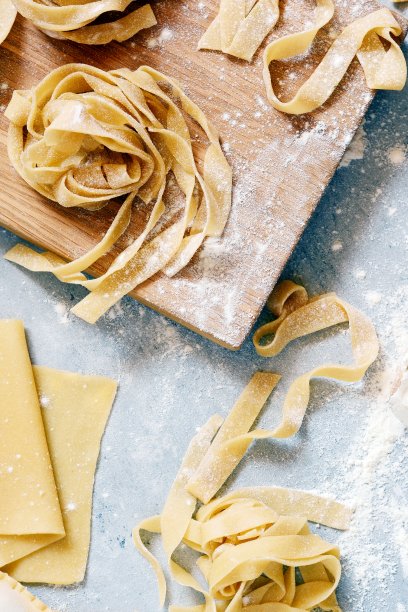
<box><xmin>4</xmin><ymin>64</ymin><xmax>232</xmax><ymax>324</ymax></box>
<box><xmin>134</xmin><ymin>417</ymin><xmax>350</xmax><ymax>611</ymax></box>
<box><xmin>134</xmin><ymin>282</ymin><xmax>379</xmax><ymax>610</ymax></box>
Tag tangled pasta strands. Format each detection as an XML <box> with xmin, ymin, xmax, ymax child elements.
<box><xmin>0</xmin><ymin>0</ymin><xmax>17</xmax><ymax>44</ymax></box>
<box><xmin>134</xmin><ymin>414</ymin><xmax>351</xmax><ymax>611</ymax></box>
<box><xmin>8</xmin><ymin>1</ymin><xmax>156</xmax><ymax>45</ymax></box>
<box><xmin>4</xmin><ymin>64</ymin><xmax>232</xmax><ymax>323</ymax></box>
<box><xmin>263</xmin><ymin>3</ymin><xmax>407</xmax><ymax>115</ymax></box>
<box><xmin>187</xmin><ymin>282</ymin><xmax>379</xmax><ymax>504</ymax></box>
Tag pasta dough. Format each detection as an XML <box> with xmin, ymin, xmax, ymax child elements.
<box><xmin>134</xmin><ymin>281</ymin><xmax>378</xmax><ymax>609</ymax></box>
<box><xmin>134</xmin><ymin>417</ymin><xmax>351</xmax><ymax>611</ymax></box>
<box><xmin>0</xmin><ymin>572</ymin><xmax>51</xmax><ymax>612</ymax></box>
<box><xmin>0</xmin><ymin>0</ymin><xmax>17</xmax><ymax>44</ymax></box>
<box><xmin>0</xmin><ymin>320</ymin><xmax>65</xmax><ymax>568</ymax></box>
<box><xmin>5</xmin><ymin>64</ymin><xmax>232</xmax><ymax>324</ymax></box>
<box><xmin>7</xmin><ymin>1</ymin><xmax>156</xmax><ymax>45</ymax></box>
<box><xmin>199</xmin><ymin>1</ymin><xmax>406</xmax><ymax>114</ymax></box>
<box><xmin>4</xmin><ymin>367</ymin><xmax>117</xmax><ymax>584</ymax></box>
<box><xmin>0</xmin><ymin>320</ymin><xmax>117</xmax><ymax>584</ymax></box>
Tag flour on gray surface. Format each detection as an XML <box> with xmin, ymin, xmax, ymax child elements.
<box><xmin>340</xmin><ymin>123</ymin><xmax>367</xmax><ymax>167</ymax></box>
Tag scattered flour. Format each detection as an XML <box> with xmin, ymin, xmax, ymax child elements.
<box><xmin>340</xmin><ymin>123</ymin><xmax>367</xmax><ymax>167</ymax></box>
<box><xmin>387</xmin><ymin>145</ymin><xmax>406</xmax><ymax>166</ymax></box>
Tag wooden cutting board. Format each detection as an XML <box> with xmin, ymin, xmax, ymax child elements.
<box><xmin>0</xmin><ymin>1</ymin><xmax>406</xmax><ymax>349</ymax></box>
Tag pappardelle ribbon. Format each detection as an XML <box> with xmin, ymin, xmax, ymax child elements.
<box><xmin>199</xmin><ymin>1</ymin><xmax>406</xmax><ymax>114</ymax></box>
<box><xmin>134</xmin><ymin>281</ymin><xmax>378</xmax><ymax>610</ymax></box>
<box><xmin>263</xmin><ymin>5</ymin><xmax>407</xmax><ymax>115</ymax></box>
<box><xmin>2</xmin><ymin>1</ymin><xmax>156</xmax><ymax>45</ymax></box>
<box><xmin>4</xmin><ymin>63</ymin><xmax>232</xmax><ymax>324</ymax></box>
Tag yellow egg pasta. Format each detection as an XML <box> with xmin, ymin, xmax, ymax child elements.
<box><xmin>198</xmin><ymin>0</ymin><xmax>280</xmax><ymax>61</ymax></box>
<box><xmin>199</xmin><ymin>1</ymin><xmax>406</xmax><ymax>114</ymax></box>
<box><xmin>0</xmin><ymin>0</ymin><xmax>17</xmax><ymax>44</ymax></box>
<box><xmin>134</xmin><ymin>415</ymin><xmax>351</xmax><ymax>611</ymax></box>
<box><xmin>4</xmin><ymin>64</ymin><xmax>232</xmax><ymax>324</ymax></box>
<box><xmin>7</xmin><ymin>1</ymin><xmax>156</xmax><ymax>45</ymax></box>
<box><xmin>134</xmin><ymin>281</ymin><xmax>379</xmax><ymax>610</ymax></box>
<box><xmin>0</xmin><ymin>572</ymin><xmax>51</xmax><ymax>611</ymax></box>
<box><xmin>0</xmin><ymin>319</ymin><xmax>117</xmax><ymax>585</ymax></box>
<box><xmin>263</xmin><ymin>5</ymin><xmax>406</xmax><ymax>115</ymax></box>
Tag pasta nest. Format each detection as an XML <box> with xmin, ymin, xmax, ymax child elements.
<box><xmin>9</xmin><ymin>1</ymin><xmax>157</xmax><ymax>44</ymax></box>
<box><xmin>5</xmin><ymin>64</ymin><xmax>232</xmax><ymax>322</ymax></box>
<box><xmin>186</xmin><ymin>496</ymin><xmax>342</xmax><ymax>611</ymax></box>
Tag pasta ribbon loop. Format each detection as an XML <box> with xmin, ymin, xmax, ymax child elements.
<box><xmin>4</xmin><ymin>64</ymin><xmax>232</xmax><ymax>323</ymax></box>
<box><xmin>263</xmin><ymin>6</ymin><xmax>407</xmax><ymax>115</ymax></box>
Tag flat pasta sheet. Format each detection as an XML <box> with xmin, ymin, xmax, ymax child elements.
<box><xmin>0</xmin><ymin>320</ymin><xmax>117</xmax><ymax>584</ymax></box>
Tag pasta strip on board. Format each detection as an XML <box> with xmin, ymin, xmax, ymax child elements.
<box><xmin>7</xmin><ymin>1</ymin><xmax>156</xmax><ymax>44</ymax></box>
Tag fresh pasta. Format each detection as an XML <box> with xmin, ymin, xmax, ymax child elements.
<box><xmin>0</xmin><ymin>0</ymin><xmax>17</xmax><ymax>44</ymax></box>
<box><xmin>134</xmin><ymin>414</ymin><xmax>351</xmax><ymax>611</ymax></box>
<box><xmin>263</xmin><ymin>5</ymin><xmax>406</xmax><ymax>115</ymax></box>
<box><xmin>134</xmin><ymin>281</ymin><xmax>379</xmax><ymax>609</ymax></box>
<box><xmin>188</xmin><ymin>282</ymin><xmax>379</xmax><ymax>504</ymax></box>
<box><xmin>4</xmin><ymin>64</ymin><xmax>232</xmax><ymax>324</ymax></box>
<box><xmin>198</xmin><ymin>0</ymin><xmax>280</xmax><ymax>61</ymax></box>
<box><xmin>4</xmin><ymin>1</ymin><xmax>156</xmax><ymax>45</ymax></box>
<box><xmin>199</xmin><ymin>1</ymin><xmax>406</xmax><ymax>114</ymax></box>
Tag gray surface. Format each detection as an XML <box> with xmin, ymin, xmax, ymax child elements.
<box><xmin>1</xmin><ymin>20</ymin><xmax>408</xmax><ymax>612</ymax></box>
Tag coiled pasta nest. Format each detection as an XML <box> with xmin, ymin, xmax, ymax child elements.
<box><xmin>5</xmin><ymin>64</ymin><xmax>232</xmax><ymax>322</ymax></box>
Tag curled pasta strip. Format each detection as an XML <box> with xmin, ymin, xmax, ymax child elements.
<box><xmin>187</xmin><ymin>284</ymin><xmax>379</xmax><ymax>504</ymax></box>
<box><xmin>4</xmin><ymin>64</ymin><xmax>232</xmax><ymax>323</ymax></box>
<box><xmin>7</xmin><ymin>1</ymin><xmax>156</xmax><ymax>45</ymax></box>
<box><xmin>134</xmin><ymin>415</ymin><xmax>351</xmax><ymax>611</ymax></box>
<box><xmin>263</xmin><ymin>4</ymin><xmax>406</xmax><ymax>114</ymax></box>
<box><xmin>198</xmin><ymin>0</ymin><xmax>280</xmax><ymax>61</ymax></box>
<box><xmin>0</xmin><ymin>0</ymin><xmax>17</xmax><ymax>44</ymax></box>
<box><xmin>199</xmin><ymin>1</ymin><xmax>406</xmax><ymax>114</ymax></box>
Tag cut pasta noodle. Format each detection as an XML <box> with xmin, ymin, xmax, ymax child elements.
<box><xmin>134</xmin><ymin>281</ymin><xmax>378</xmax><ymax>610</ymax></box>
<box><xmin>263</xmin><ymin>5</ymin><xmax>407</xmax><ymax>115</ymax></box>
<box><xmin>5</xmin><ymin>1</ymin><xmax>156</xmax><ymax>45</ymax></box>
<box><xmin>198</xmin><ymin>0</ymin><xmax>280</xmax><ymax>61</ymax></box>
<box><xmin>199</xmin><ymin>1</ymin><xmax>406</xmax><ymax>114</ymax></box>
<box><xmin>4</xmin><ymin>64</ymin><xmax>232</xmax><ymax>324</ymax></box>
<box><xmin>134</xmin><ymin>414</ymin><xmax>351</xmax><ymax>611</ymax></box>
<box><xmin>0</xmin><ymin>0</ymin><xmax>17</xmax><ymax>44</ymax></box>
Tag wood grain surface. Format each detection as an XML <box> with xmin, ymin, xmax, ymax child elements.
<box><xmin>0</xmin><ymin>1</ymin><xmax>406</xmax><ymax>349</ymax></box>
